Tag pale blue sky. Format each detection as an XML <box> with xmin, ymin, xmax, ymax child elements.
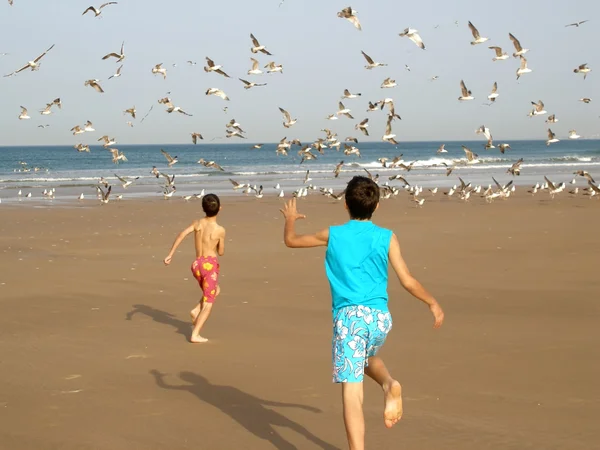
<box><xmin>0</xmin><ymin>0</ymin><xmax>598</xmax><ymax>146</ymax></box>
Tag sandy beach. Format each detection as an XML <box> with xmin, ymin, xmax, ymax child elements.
<box><xmin>1</xmin><ymin>193</ymin><xmax>599</xmax><ymax>449</ymax></box>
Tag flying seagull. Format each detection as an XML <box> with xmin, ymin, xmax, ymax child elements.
<box><xmin>337</xmin><ymin>102</ymin><xmax>354</xmax><ymax>119</ymax></box>
<box><xmin>488</xmin><ymin>82</ymin><xmax>499</xmax><ymax>102</ymax></box>
<box><xmin>108</xmin><ymin>65</ymin><xmax>123</xmax><ymax>79</ymax></box>
<box><xmin>468</xmin><ymin>21</ymin><xmax>488</xmax><ymax>45</ymax></box>
<box><xmin>124</xmin><ymin>106</ymin><xmax>136</xmax><ymax>118</ymax></box>
<box><xmin>161</xmin><ymin>149</ymin><xmax>178</xmax><ymax>166</ymax></box>
<box><xmin>382</xmin><ymin>119</ymin><xmax>398</xmax><ymax>144</ymax></box>
<box><xmin>204</xmin><ymin>57</ymin><xmax>230</xmax><ymax>78</ymax></box>
<box><xmin>574</xmin><ymin>170</ymin><xmax>596</xmax><ymax>183</ymax></box>
<box><xmin>565</xmin><ymin>20</ymin><xmax>589</xmax><ymax>27</ymax></box>
<box><xmin>166</xmin><ymin>105</ymin><xmax>192</xmax><ymax>116</ymax></box>
<box><xmin>247</xmin><ymin>58</ymin><xmax>263</xmax><ymax>75</ymax></box>
<box><xmin>279</xmin><ymin>107</ymin><xmax>297</xmax><ymax>128</ymax></box>
<box><xmin>151</xmin><ymin>63</ymin><xmax>167</xmax><ymax>79</ymax></box>
<box><xmin>191</xmin><ymin>133</ymin><xmax>203</xmax><ymax>144</ymax></box>
<box><xmin>4</xmin><ymin>44</ymin><xmax>55</xmax><ymax>77</ymax></box>
<box><xmin>399</xmin><ymin>28</ymin><xmax>425</xmax><ymax>49</ymax></box>
<box><xmin>239</xmin><ymin>78</ymin><xmax>267</xmax><ymax>89</ymax></box>
<box><xmin>250</xmin><ymin>34</ymin><xmax>272</xmax><ymax>55</ymax></box>
<box><xmin>361</xmin><ymin>51</ymin><xmax>386</xmax><ymax>69</ymax></box>
<box><xmin>337</xmin><ymin>7</ymin><xmax>361</xmax><ymax>30</ymax></box>
<box><xmin>508</xmin><ymin>33</ymin><xmax>528</xmax><ymax>57</ymax></box>
<box><xmin>574</xmin><ymin>63</ymin><xmax>591</xmax><ymax>80</ymax></box>
<box><xmin>546</xmin><ymin>128</ymin><xmax>560</xmax><ymax>146</ymax></box>
<box><xmin>516</xmin><ymin>55</ymin><xmax>532</xmax><ymax>80</ymax></box>
<box><xmin>458</xmin><ymin>80</ymin><xmax>474</xmax><ymax>101</ymax></box>
<box><xmin>102</xmin><ymin>41</ymin><xmax>125</xmax><ymax>62</ymax></box>
<box><xmin>265</xmin><ymin>61</ymin><xmax>283</xmax><ymax>73</ymax></box>
<box><xmin>489</xmin><ymin>46</ymin><xmax>508</xmax><ymax>61</ymax></box>
<box><xmin>84</xmin><ymin>79</ymin><xmax>104</xmax><ymax>93</ymax></box>
<box><xmin>82</xmin><ymin>2</ymin><xmax>118</xmax><ymax>17</ymax></box>
<box><xmin>342</xmin><ymin>89</ymin><xmax>361</xmax><ymax>99</ymax></box>
<box><xmin>206</xmin><ymin>88</ymin><xmax>230</xmax><ymax>101</ymax></box>
<box><xmin>114</xmin><ymin>174</ymin><xmax>139</xmax><ymax>188</ymax></box>
<box><xmin>462</xmin><ymin>145</ymin><xmax>479</xmax><ymax>164</ymax></box>
<box><xmin>18</xmin><ymin>106</ymin><xmax>30</xmax><ymax>120</ymax></box>
<box><xmin>355</xmin><ymin>118</ymin><xmax>369</xmax><ymax>136</ymax></box>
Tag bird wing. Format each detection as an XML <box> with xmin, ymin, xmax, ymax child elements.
<box><xmin>279</xmin><ymin>107</ymin><xmax>291</xmax><ymax>121</ymax></box>
<box><xmin>460</xmin><ymin>80</ymin><xmax>468</xmax><ymax>97</ymax></box>
<box><xmin>347</xmin><ymin>15</ymin><xmax>362</xmax><ymax>30</ymax></box>
<box><xmin>239</xmin><ymin>78</ymin><xmax>251</xmax><ymax>86</ymax></box>
<box><xmin>519</xmin><ymin>56</ymin><xmax>528</xmax><ymax>69</ymax></box>
<box><xmin>229</xmin><ymin>179</ymin><xmax>240</xmax><ymax>187</ymax></box>
<box><xmin>491</xmin><ymin>82</ymin><xmax>497</xmax><ymax>93</ymax></box>
<box><xmin>492</xmin><ymin>177</ymin><xmax>503</xmax><ymax>190</ymax></box>
<box><xmin>102</xmin><ymin>52</ymin><xmax>121</xmax><ymax>60</ymax></box>
<box><xmin>114</xmin><ymin>174</ymin><xmax>127</xmax><ymax>183</ymax></box>
<box><xmin>250</xmin><ymin>58</ymin><xmax>259</xmax><ymax>70</ymax></box>
<box><xmin>34</xmin><ymin>44</ymin><xmax>55</xmax><ymax>63</ymax></box>
<box><xmin>91</xmin><ymin>81</ymin><xmax>104</xmax><ymax>93</ymax></box>
<box><xmin>508</xmin><ymin>33</ymin><xmax>522</xmax><ymax>51</ymax></box>
<box><xmin>462</xmin><ymin>146</ymin><xmax>473</xmax><ymax>160</ymax></box>
<box><xmin>544</xmin><ymin>176</ymin><xmax>556</xmax><ymax>190</ymax></box>
<box><xmin>100</xmin><ymin>2</ymin><xmax>118</xmax><ymax>9</ymax></box>
<box><xmin>361</xmin><ymin>51</ymin><xmax>374</xmax><ymax>64</ymax></box>
<box><xmin>489</xmin><ymin>46</ymin><xmax>503</xmax><ymax>56</ymax></box>
<box><xmin>205</xmin><ymin>57</ymin><xmax>215</xmax><ymax>67</ymax></box>
<box><xmin>409</xmin><ymin>33</ymin><xmax>424</xmax><ymax>49</ymax></box>
<box><xmin>161</xmin><ymin>149</ymin><xmax>173</xmax><ymax>162</ymax></box>
<box><xmin>468</xmin><ymin>21</ymin><xmax>480</xmax><ymax>39</ymax></box>
<box><xmin>250</xmin><ymin>33</ymin><xmax>260</xmax><ymax>47</ymax></box>
<box><xmin>82</xmin><ymin>6</ymin><xmax>96</xmax><ymax>15</ymax></box>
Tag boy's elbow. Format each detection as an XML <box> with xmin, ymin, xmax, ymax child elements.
<box><xmin>401</xmin><ymin>275</ymin><xmax>419</xmax><ymax>292</ymax></box>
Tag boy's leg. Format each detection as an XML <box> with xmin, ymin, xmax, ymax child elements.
<box><xmin>190</xmin><ymin>301</ymin><xmax>213</xmax><ymax>343</ymax></box>
<box><xmin>342</xmin><ymin>382</ymin><xmax>365</xmax><ymax>450</ymax></box>
<box><xmin>365</xmin><ymin>356</ymin><xmax>402</xmax><ymax>428</ymax></box>
<box><xmin>190</xmin><ymin>299</ymin><xmax>203</xmax><ymax>322</ymax></box>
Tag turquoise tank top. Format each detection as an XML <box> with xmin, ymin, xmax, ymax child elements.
<box><xmin>325</xmin><ymin>220</ymin><xmax>393</xmax><ymax>315</ymax></box>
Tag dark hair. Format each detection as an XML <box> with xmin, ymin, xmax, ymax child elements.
<box><xmin>202</xmin><ymin>193</ymin><xmax>220</xmax><ymax>217</ymax></box>
<box><xmin>345</xmin><ymin>176</ymin><xmax>380</xmax><ymax>220</ymax></box>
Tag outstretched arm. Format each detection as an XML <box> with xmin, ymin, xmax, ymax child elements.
<box><xmin>280</xmin><ymin>198</ymin><xmax>329</xmax><ymax>248</ymax></box>
<box><xmin>261</xmin><ymin>399</ymin><xmax>322</xmax><ymax>413</ymax></box>
<box><xmin>149</xmin><ymin>370</ymin><xmax>185</xmax><ymax>391</ymax></box>
<box><xmin>164</xmin><ymin>223</ymin><xmax>195</xmax><ymax>265</ymax></box>
<box><xmin>389</xmin><ymin>234</ymin><xmax>444</xmax><ymax>328</ymax></box>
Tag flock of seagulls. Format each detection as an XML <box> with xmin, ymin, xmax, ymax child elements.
<box><xmin>3</xmin><ymin>2</ymin><xmax>599</xmax><ymax>206</ymax></box>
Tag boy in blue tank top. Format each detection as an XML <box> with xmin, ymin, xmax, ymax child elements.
<box><xmin>281</xmin><ymin>176</ymin><xmax>444</xmax><ymax>450</ymax></box>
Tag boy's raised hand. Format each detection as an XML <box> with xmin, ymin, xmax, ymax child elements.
<box><xmin>163</xmin><ymin>255</ymin><xmax>172</xmax><ymax>266</ymax></box>
<box><xmin>280</xmin><ymin>198</ymin><xmax>306</xmax><ymax>221</ymax></box>
<box><xmin>430</xmin><ymin>302</ymin><xmax>444</xmax><ymax>329</ymax></box>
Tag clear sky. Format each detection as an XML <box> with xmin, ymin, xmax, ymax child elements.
<box><xmin>0</xmin><ymin>0</ymin><xmax>598</xmax><ymax>146</ymax></box>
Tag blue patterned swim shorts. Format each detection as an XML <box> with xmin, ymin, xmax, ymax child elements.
<box><xmin>332</xmin><ymin>305</ymin><xmax>393</xmax><ymax>383</ymax></box>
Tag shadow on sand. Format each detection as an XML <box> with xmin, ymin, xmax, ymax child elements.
<box><xmin>125</xmin><ymin>304</ymin><xmax>190</xmax><ymax>339</ymax></box>
<box><xmin>150</xmin><ymin>370</ymin><xmax>339</xmax><ymax>450</ymax></box>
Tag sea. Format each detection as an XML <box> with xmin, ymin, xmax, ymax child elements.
<box><xmin>1</xmin><ymin>140</ymin><xmax>599</xmax><ymax>203</ymax></box>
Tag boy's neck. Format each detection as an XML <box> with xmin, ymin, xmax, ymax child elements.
<box><xmin>349</xmin><ymin>218</ymin><xmax>371</xmax><ymax>222</ymax></box>
<box><xmin>204</xmin><ymin>215</ymin><xmax>218</xmax><ymax>222</ymax></box>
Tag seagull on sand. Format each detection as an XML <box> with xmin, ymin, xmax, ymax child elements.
<box><xmin>204</xmin><ymin>57</ymin><xmax>230</xmax><ymax>78</ymax></box>
<box><xmin>544</xmin><ymin>176</ymin><xmax>566</xmax><ymax>198</ymax></box>
<box><xmin>546</xmin><ymin>128</ymin><xmax>560</xmax><ymax>146</ymax></box>
<box><xmin>399</xmin><ymin>28</ymin><xmax>425</xmax><ymax>49</ymax></box>
<box><xmin>250</xmin><ymin>34</ymin><xmax>272</xmax><ymax>55</ymax></box>
<box><xmin>382</xmin><ymin>119</ymin><xmax>398</xmax><ymax>144</ymax></box>
<box><xmin>124</xmin><ymin>107</ymin><xmax>136</xmax><ymax>119</ymax></box>
<box><xmin>114</xmin><ymin>174</ymin><xmax>139</xmax><ymax>188</ymax></box>
<box><xmin>507</xmin><ymin>158</ymin><xmax>523</xmax><ymax>176</ymax></box>
<box><xmin>98</xmin><ymin>185</ymin><xmax>111</xmax><ymax>204</ymax></box>
<box><xmin>191</xmin><ymin>132</ymin><xmax>203</xmax><ymax>144</ymax></box>
<box><xmin>161</xmin><ymin>149</ymin><xmax>178</xmax><ymax>166</ymax></box>
<box><xmin>247</xmin><ymin>58</ymin><xmax>263</xmax><ymax>75</ymax></box>
<box><xmin>462</xmin><ymin>145</ymin><xmax>479</xmax><ymax>164</ymax></box>
<box><xmin>151</xmin><ymin>63</ymin><xmax>167</xmax><ymax>79</ymax></box>
<box><xmin>355</xmin><ymin>118</ymin><xmax>369</xmax><ymax>136</ymax></box>
<box><xmin>337</xmin><ymin>6</ymin><xmax>361</xmax><ymax>30</ymax></box>
<box><xmin>84</xmin><ymin>79</ymin><xmax>104</xmax><ymax>93</ymax></box>
<box><xmin>4</xmin><ymin>44</ymin><xmax>55</xmax><ymax>77</ymax></box>
<box><xmin>206</xmin><ymin>88</ymin><xmax>230</xmax><ymax>101</ymax></box>
<box><xmin>102</xmin><ymin>41</ymin><xmax>125</xmax><ymax>62</ymax></box>
<box><xmin>489</xmin><ymin>46</ymin><xmax>508</xmax><ymax>61</ymax></box>
<box><xmin>516</xmin><ymin>56</ymin><xmax>532</xmax><ymax>80</ymax></box>
<box><xmin>574</xmin><ymin>170</ymin><xmax>596</xmax><ymax>183</ymax></box>
<box><xmin>458</xmin><ymin>80</ymin><xmax>474</xmax><ymax>101</ymax></box>
<box><xmin>83</xmin><ymin>2</ymin><xmax>118</xmax><ymax>17</ymax></box>
<box><xmin>239</xmin><ymin>78</ymin><xmax>267</xmax><ymax>89</ymax></box>
<box><xmin>487</xmin><ymin>82</ymin><xmax>499</xmax><ymax>102</ymax></box>
<box><xmin>279</xmin><ymin>107</ymin><xmax>297</xmax><ymax>128</ymax></box>
<box><xmin>509</xmin><ymin>33</ymin><xmax>528</xmax><ymax>57</ymax></box>
<box><xmin>565</xmin><ymin>20</ymin><xmax>589</xmax><ymax>28</ymax></box>
<box><xmin>265</xmin><ymin>62</ymin><xmax>283</xmax><ymax>73</ymax></box>
<box><xmin>108</xmin><ymin>65</ymin><xmax>123</xmax><ymax>79</ymax></box>
<box><xmin>381</xmin><ymin>78</ymin><xmax>396</xmax><ymax>88</ymax></box>
<box><xmin>468</xmin><ymin>21</ymin><xmax>488</xmax><ymax>45</ymax></box>
<box><xmin>361</xmin><ymin>51</ymin><xmax>386</xmax><ymax>69</ymax></box>
<box><xmin>18</xmin><ymin>106</ymin><xmax>30</xmax><ymax>120</ymax></box>
<box><xmin>574</xmin><ymin>64</ymin><xmax>591</xmax><ymax>80</ymax></box>
<box><xmin>569</xmin><ymin>130</ymin><xmax>581</xmax><ymax>139</ymax></box>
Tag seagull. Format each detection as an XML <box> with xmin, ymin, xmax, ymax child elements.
<box><xmin>163</xmin><ymin>186</ymin><xmax>176</xmax><ymax>199</ymax></box>
<box><xmin>247</xmin><ymin>58</ymin><xmax>263</xmax><ymax>75</ymax></box>
<box><xmin>343</xmin><ymin>144</ymin><xmax>361</xmax><ymax>158</ymax></box>
<box><xmin>204</xmin><ymin>57</ymin><xmax>230</xmax><ymax>78</ymax></box>
<box><xmin>98</xmin><ymin>185</ymin><xmax>112</xmax><ymax>204</ymax></box>
<box><xmin>253</xmin><ymin>185</ymin><xmax>264</xmax><ymax>199</ymax></box>
<box><xmin>161</xmin><ymin>149</ymin><xmax>178</xmax><ymax>166</ymax></box>
<box><xmin>150</xmin><ymin>166</ymin><xmax>160</xmax><ymax>178</ymax></box>
<box><xmin>333</xmin><ymin>161</ymin><xmax>344</xmax><ymax>178</ymax></box>
<box><xmin>166</xmin><ymin>105</ymin><xmax>192</xmax><ymax>116</ymax></box>
<box><xmin>337</xmin><ymin>102</ymin><xmax>354</xmax><ymax>119</ymax></box>
<box><xmin>509</xmin><ymin>33</ymin><xmax>528</xmax><ymax>57</ymax></box>
<box><xmin>546</xmin><ymin>114</ymin><xmax>558</xmax><ymax>123</ymax></box>
<box><xmin>84</xmin><ymin>120</ymin><xmax>95</xmax><ymax>132</ymax></box>
<box><xmin>74</xmin><ymin>143</ymin><xmax>90</xmax><ymax>152</ymax></box>
<box><xmin>114</xmin><ymin>174</ymin><xmax>139</xmax><ymax>188</ymax></box>
<box><xmin>229</xmin><ymin>179</ymin><xmax>248</xmax><ymax>190</ymax></box>
<box><xmin>250</xmin><ymin>34</ymin><xmax>272</xmax><ymax>55</ymax></box>
<box><xmin>437</xmin><ymin>144</ymin><xmax>447</xmax><ymax>154</ymax></box>
<box><xmin>413</xmin><ymin>198</ymin><xmax>425</xmax><ymax>207</ymax></box>
<box><xmin>226</xmin><ymin>119</ymin><xmax>245</xmax><ymax>133</ymax></box>
<box><xmin>206</xmin><ymin>88</ymin><xmax>230</xmax><ymax>101</ymax></box>
<box><xmin>265</xmin><ymin>61</ymin><xmax>283</xmax><ymax>73</ymax></box>
<box><xmin>326</xmin><ymin>114</ymin><xmax>338</xmax><ymax>121</ymax></box>
<box><xmin>279</xmin><ymin>107</ymin><xmax>297</xmax><ymax>128</ymax></box>
<box><xmin>102</xmin><ymin>41</ymin><xmax>125</xmax><ymax>62</ymax></box>
<box><xmin>18</xmin><ymin>106</ymin><xmax>30</xmax><ymax>120</ymax></box>
<box><xmin>198</xmin><ymin>159</ymin><xmax>224</xmax><ymax>171</ymax></box>
<box><xmin>574</xmin><ymin>170</ymin><xmax>596</xmax><ymax>183</ymax></box>
<box><xmin>151</xmin><ymin>63</ymin><xmax>167</xmax><ymax>79</ymax></box>
<box><xmin>83</xmin><ymin>2</ymin><xmax>118</xmax><ymax>17</ymax></box>
<box><xmin>39</xmin><ymin>103</ymin><xmax>53</xmax><ymax>115</ymax></box>
<box><xmin>530</xmin><ymin>100</ymin><xmax>547</xmax><ymax>116</ymax></box>
<box><xmin>546</xmin><ymin>128</ymin><xmax>560</xmax><ymax>146</ymax></box>
<box><xmin>468</xmin><ymin>21</ymin><xmax>488</xmax><ymax>45</ymax></box>
<box><xmin>84</xmin><ymin>79</ymin><xmax>104</xmax><ymax>93</ymax></box>
<box><xmin>252</xmin><ymin>144</ymin><xmax>263</xmax><ymax>149</ymax></box>
<box><xmin>476</xmin><ymin>125</ymin><xmax>493</xmax><ymax>143</ymax></box>
<box><xmin>98</xmin><ymin>135</ymin><xmax>116</xmax><ymax>147</ymax></box>
<box><xmin>161</xmin><ymin>173</ymin><xmax>176</xmax><ymax>186</ymax></box>
<box><xmin>108</xmin><ymin>148</ymin><xmax>127</xmax><ymax>164</ymax></box>
<box><xmin>507</xmin><ymin>158</ymin><xmax>523</xmax><ymax>176</ymax></box>
<box><xmin>462</xmin><ymin>145</ymin><xmax>479</xmax><ymax>164</ymax></box>
<box><xmin>580</xmin><ymin>98</ymin><xmax>592</xmax><ymax>103</ymax></box>
<box><xmin>4</xmin><ymin>44</ymin><xmax>55</xmax><ymax>77</ymax></box>
<box><xmin>382</xmin><ymin>119</ymin><xmax>398</xmax><ymax>144</ymax></box>
<box><xmin>191</xmin><ymin>132</ymin><xmax>203</xmax><ymax>144</ymax></box>
<box><xmin>574</xmin><ymin>64</ymin><xmax>591</xmax><ymax>80</ymax></box>
<box><xmin>498</xmin><ymin>143</ymin><xmax>511</xmax><ymax>154</ymax></box>
<box><xmin>303</xmin><ymin>170</ymin><xmax>312</xmax><ymax>184</ymax></box>
<box><xmin>71</xmin><ymin>125</ymin><xmax>85</xmax><ymax>135</ymax></box>
<box><xmin>487</xmin><ymin>82</ymin><xmax>499</xmax><ymax>102</ymax></box>
<box><xmin>38</xmin><ymin>124</ymin><xmax>50</xmax><ymax>128</ymax></box>
<box><xmin>516</xmin><ymin>56</ymin><xmax>532</xmax><ymax>80</ymax></box>
<box><xmin>355</xmin><ymin>118</ymin><xmax>369</xmax><ymax>136</ymax></box>
<box><xmin>458</xmin><ymin>80</ymin><xmax>474</xmax><ymax>101</ymax></box>
<box><xmin>565</xmin><ymin>20</ymin><xmax>589</xmax><ymax>27</ymax></box>
<box><xmin>489</xmin><ymin>46</ymin><xmax>508</xmax><ymax>61</ymax></box>
<box><xmin>124</xmin><ymin>107</ymin><xmax>136</xmax><ymax>119</ymax></box>
<box><xmin>342</xmin><ymin>89</ymin><xmax>361</xmax><ymax>99</ymax></box>
<box><xmin>569</xmin><ymin>130</ymin><xmax>581</xmax><ymax>139</ymax></box>
<box><xmin>361</xmin><ymin>51</ymin><xmax>386</xmax><ymax>70</ymax></box>
<box><xmin>226</xmin><ymin>129</ymin><xmax>246</xmax><ymax>139</ymax></box>
<box><xmin>337</xmin><ymin>6</ymin><xmax>361</xmax><ymax>30</ymax></box>
<box><xmin>388</xmin><ymin>174</ymin><xmax>410</xmax><ymax>185</ymax></box>
<box><xmin>399</xmin><ymin>28</ymin><xmax>425</xmax><ymax>49</ymax></box>
<box><xmin>381</xmin><ymin>78</ymin><xmax>397</xmax><ymax>88</ymax></box>
<box><xmin>239</xmin><ymin>78</ymin><xmax>267</xmax><ymax>89</ymax></box>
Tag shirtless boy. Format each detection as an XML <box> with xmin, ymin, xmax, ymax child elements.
<box><xmin>164</xmin><ymin>194</ymin><xmax>226</xmax><ymax>343</ymax></box>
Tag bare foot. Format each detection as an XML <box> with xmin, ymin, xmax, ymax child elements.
<box><xmin>383</xmin><ymin>380</ymin><xmax>403</xmax><ymax>429</ymax></box>
<box><xmin>190</xmin><ymin>335</ymin><xmax>208</xmax><ymax>343</ymax></box>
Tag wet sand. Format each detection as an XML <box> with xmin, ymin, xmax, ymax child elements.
<box><xmin>0</xmin><ymin>193</ymin><xmax>599</xmax><ymax>449</ymax></box>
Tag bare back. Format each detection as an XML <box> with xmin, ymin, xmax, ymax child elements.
<box><xmin>193</xmin><ymin>218</ymin><xmax>225</xmax><ymax>258</ymax></box>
